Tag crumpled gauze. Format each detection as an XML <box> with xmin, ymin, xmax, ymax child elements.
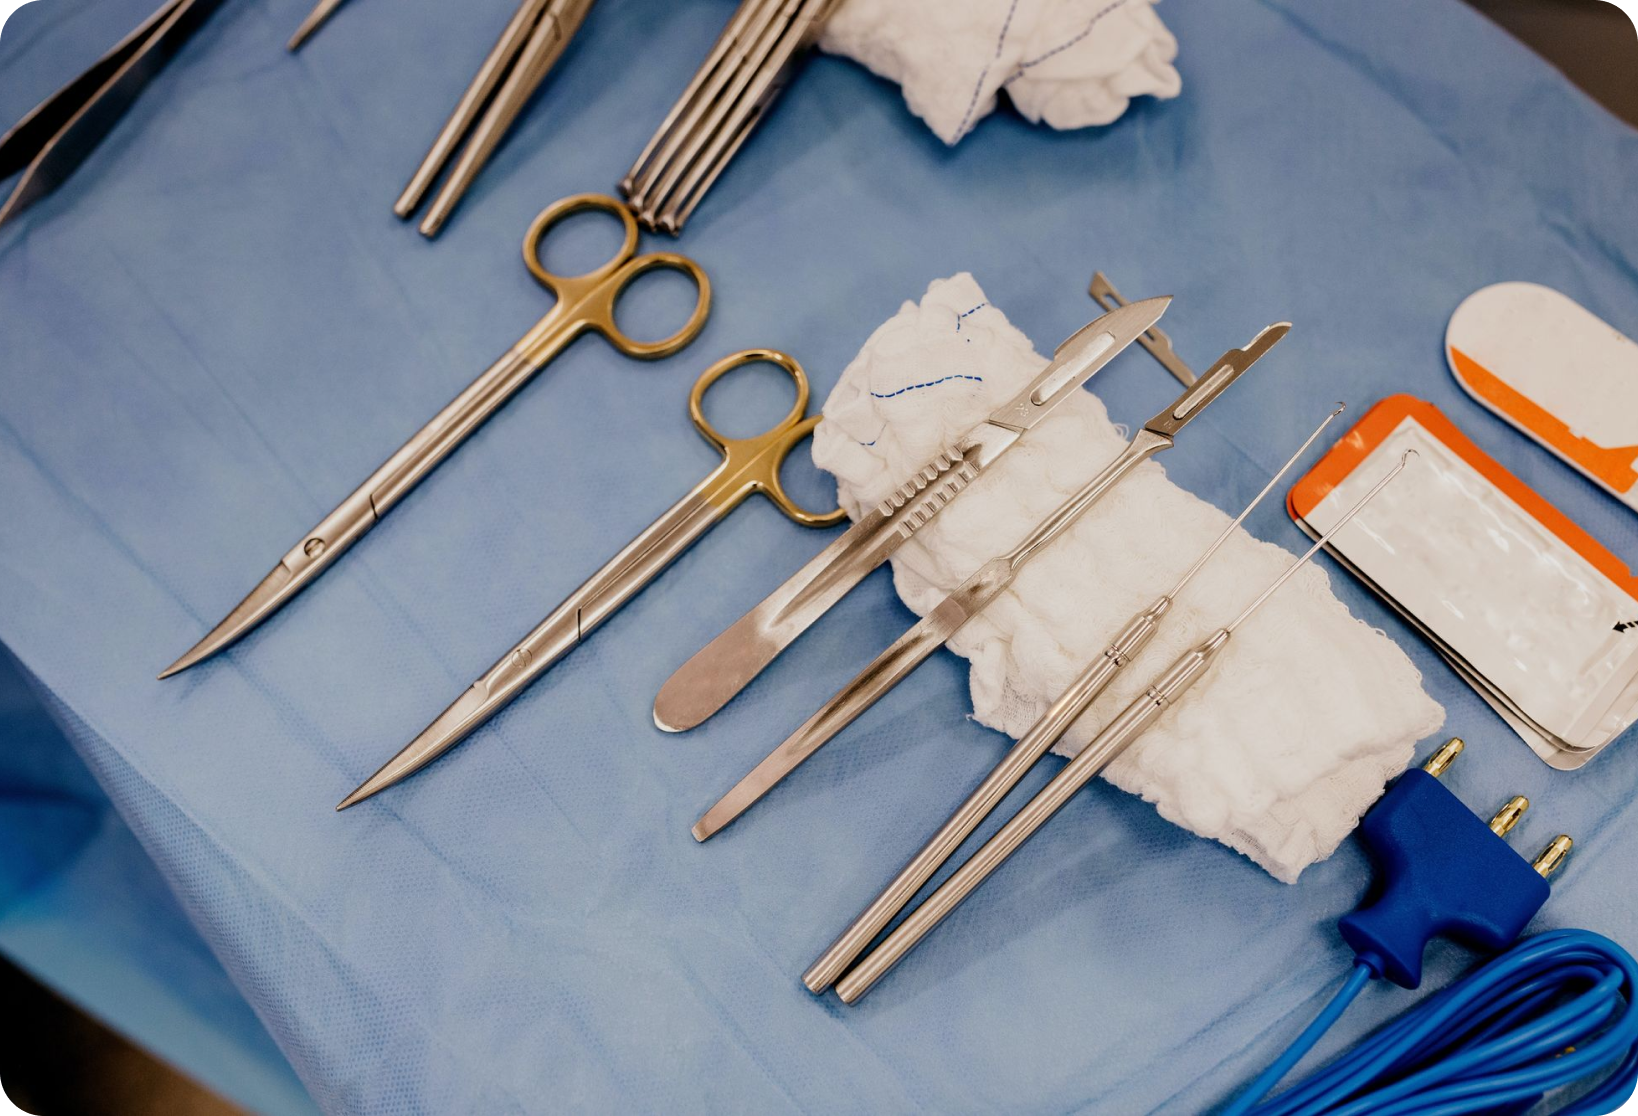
<box><xmin>811</xmin><ymin>274</ymin><xmax>1446</xmax><ymax>882</ymax></box>
<box><xmin>821</xmin><ymin>0</ymin><xmax>1181</xmax><ymax>144</ymax></box>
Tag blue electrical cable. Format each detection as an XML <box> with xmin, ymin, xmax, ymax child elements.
<box><xmin>1223</xmin><ymin>930</ymin><xmax>1638</xmax><ymax>1116</ymax></box>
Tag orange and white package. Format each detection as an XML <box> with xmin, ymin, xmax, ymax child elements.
<box><xmin>1447</xmin><ymin>282</ymin><xmax>1638</xmax><ymax>514</ymax></box>
<box><xmin>1289</xmin><ymin>396</ymin><xmax>1638</xmax><ymax>769</ymax></box>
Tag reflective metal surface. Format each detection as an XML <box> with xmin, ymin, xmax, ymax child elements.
<box><xmin>803</xmin><ymin>398</ymin><xmax>1341</xmax><ymax>993</ymax></box>
<box><xmin>395</xmin><ymin>0</ymin><xmax>599</xmax><ymax>236</ymax></box>
<box><xmin>287</xmin><ymin>0</ymin><xmax>350</xmax><ymax>51</ymax></box>
<box><xmin>161</xmin><ymin>194</ymin><xmax>709</xmax><ymax>678</ymax></box>
<box><xmin>620</xmin><ymin>0</ymin><xmax>842</xmax><ymax>232</ymax></box>
<box><xmin>650</xmin><ymin>297</ymin><xmax>1173</xmax><ymax>733</ymax></box>
<box><xmin>0</xmin><ymin>0</ymin><xmax>229</xmax><ymax>230</ymax></box>
<box><xmin>1088</xmin><ymin>271</ymin><xmax>1196</xmax><ymax>386</ymax></box>
<box><xmin>833</xmin><ymin>452</ymin><xmax>1414</xmax><ymax>1002</ymax></box>
<box><xmin>690</xmin><ymin>323</ymin><xmax>1286</xmax><ymax>841</ymax></box>
<box><xmin>337</xmin><ymin>349</ymin><xmax>843</xmax><ymax>809</ymax></box>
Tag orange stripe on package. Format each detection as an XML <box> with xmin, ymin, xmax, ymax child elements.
<box><xmin>1289</xmin><ymin>396</ymin><xmax>1638</xmax><ymax>770</ymax></box>
<box><xmin>1446</xmin><ymin>282</ymin><xmax>1638</xmax><ymax>513</ymax></box>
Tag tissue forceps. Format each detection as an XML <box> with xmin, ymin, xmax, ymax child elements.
<box><xmin>287</xmin><ymin>0</ymin><xmax>350</xmax><ymax>50</ymax></box>
<box><xmin>160</xmin><ymin>194</ymin><xmax>709</xmax><ymax>679</ymax></box>
<box><xmin>651</xmin><ymin>296</ymin><xmax>1173</xmax><ymax>733</ymax></box>
<box><xmin>0</xmin><ymin>0</ymin><xmax>227</xmax><ymax>231</ymax></box>
<box><xmin>690</xmin><ymin>323</ymin><xmax>1288</xmax><ymax>841</ymax></box>
<box><xmin>395</xmin><ymin>0</ymin><xmax>598</xmax><ymax>237</ymax></box>
<box><xmin>833</xmin><ymin>451</ymin><xmax>1416</xmax><ymax>1003</ymax></box>
<box><xmin>336</xmin><ymin>350</ymin><xmax>846</xmax><ymax>809</ymax></box>
<box><xmin>802</xmin><ymin>402</ymin><xmax>1345</xmax><ymax>994</ymax></box>
<box><xmin>620</xmin><ymin>0</ymin><xmax>841</xmax><ymax>233</ymax></box>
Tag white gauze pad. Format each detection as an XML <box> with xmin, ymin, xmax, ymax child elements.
<box><xmin>821</xmin><ymin>0</ymin><xmax>1181</xmax><ymax>144</ymax></box>
<box><xmin>810</xmin><ymin>274</ymin><xmax>1446</xmax><ymax>882</ymax></box>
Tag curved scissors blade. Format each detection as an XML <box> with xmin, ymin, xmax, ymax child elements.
<box><xmin>337</xmin><ymin>487</ymin><xmax>727</xmax><ymax>809</ymax></box>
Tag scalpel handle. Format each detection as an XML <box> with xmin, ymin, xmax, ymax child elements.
<box><xmin>690</xmin><ymin>598</ymin><xmax>958</xmax><ymax>842</ymax></box>
<box><xmin>803</xmin><ymin>600</ymin><xmax>1167</xmax><ymax>993</ymax></box>
<box><xmin>652</xmin><ymin>426</ymin><xmax>1012</xmax><ymax>733</ymax></box>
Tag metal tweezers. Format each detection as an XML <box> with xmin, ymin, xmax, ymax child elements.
<box><xmin>0</xmin><ymin>0</ymin><xmax>227</xmax><ymax>231</ymax></box>
<box><xmin>620</xmin><ymin>0</ymin><xmax>840</xmax><ymax>233</ymax></box>
<box><xmin>393</xmin><ymin>0</ymin><xmax>598</xmax><ymax>237</ymax></box>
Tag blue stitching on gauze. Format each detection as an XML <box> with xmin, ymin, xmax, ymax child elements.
<box><xmin>868</xmin><ymin>374</ymin><xmax>984</xmax><ymax>399</ymax></box>
<box><xmin>953</xmin><ymin>0</ymin><xmax>1022</xmax><ymax>141</ymax></box>
<box><xmin>955</xmin><ymin>302</ymin><xmax>988</xmax><ymax>331</ymax></box>
<box><xmin>1010</xmin><ymin>0</ymin><xmax>1132</xmax><ymax>78</ymax></box>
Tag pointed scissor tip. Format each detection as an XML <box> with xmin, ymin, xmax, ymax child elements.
<box><xmin>158</xmin><ymin>645</ymin><xmax>209</xmax><ymax>680</ymax></box>
<box><xmin>336</xmin><ymin>785</ymin><xmax>371</xmax><ymax>811</ymax></box>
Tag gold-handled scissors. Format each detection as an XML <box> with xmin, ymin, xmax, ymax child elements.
<box><xmin>161</xmin><ymin>194</ymin><xmax>710</xmax><ymax>679</ymax></box>
<box><xmin>337</xmin><ymin>349</ymin><xmax>845</xmax><ymax>809</ymax></box>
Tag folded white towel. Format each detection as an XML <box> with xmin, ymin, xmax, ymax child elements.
<box><xmin>810</xmin><ymin>274</ymin><xmax>1446</xmax><ymax>882</ymax></box>
<box><xmin>821</xmin><ymin>0</ymin><xmax>1182</xmax><ymax>144</ymax></box>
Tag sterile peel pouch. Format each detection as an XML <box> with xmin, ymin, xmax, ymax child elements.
<box><xmin>1290</xmin><ymin>396</ymin><xmax>1638</xmax><ymax>769</ymax></box>
<box><xmin>1446</xmin><ymin>282</ymin><xmax>1638</xmax><ymax>515</ymax></box>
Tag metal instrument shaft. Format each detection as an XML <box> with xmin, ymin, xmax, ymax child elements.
<box><xmin>834</xmin><ymin>451</ymin><xmax>1415</xmax><ymax>1003</ymax></box>
<box><xmin>803</xmin><ymin>402</ymin><xmax>1344</xmax><ymax>993</ymax></box>
<box><xmin>337</xmin><ymin>350</ymin><xmax>842</xmax><ymax>809</ymax></box>
<box><xmin>691</xmin><ymin>323</ymin><xmax>1289</xmax><ymax>841</ymax></box>
<box><xmin>161</xmin><ymin>195</ymin><xmax>708</xmax><ymax>678</ymax></box>
<box><xmin>651</xmin><ymin>297</ymin><xmax>1172</xmax><ymax>733</ymax></box>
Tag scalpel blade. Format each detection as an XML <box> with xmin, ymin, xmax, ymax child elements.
<box><xmin>651</xmin><ymin>296</ymin><xmax>1170</xmax><ymax>733</ymax></box>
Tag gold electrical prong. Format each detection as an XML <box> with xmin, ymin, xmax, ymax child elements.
<box><xmin>1422</xmin><ymin>737</ymin><xmax>1465</xmax><ymax>777</ymax></box>
<box><xmin>1489</xmin><ymin>796</ymin><xmax>1529</xmax><ymax>838</ymax></box>
<box><xmin>1532</xmin><ymin>835</ymin><xmax>1573</xmax><ymax>879</ymax></box>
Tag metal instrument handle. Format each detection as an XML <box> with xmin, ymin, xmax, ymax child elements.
<box><xmin>688</xmin><ymin>349</ymin><xmax>844</xmax><ymax>528</ymax></box>
<box><xmin>835</xmin><ymin>630</ymin><xmax>1227</xmax><ymax>1003</ymax></box>
<box><xmin>520</xmin><ymin>193</ymin><xmax>710</xmax><ymax>360</ymax></box>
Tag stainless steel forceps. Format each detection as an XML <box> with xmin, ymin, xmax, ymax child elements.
<box><xmin>396</xmin><ymin>0</ymin><xmax>599</xmax><ymax>236</ymax></box>
<box><xmin>337</xmin><ymin>350</ymin><xmax>846</xmax><ymax>809</ymax></box>
<box><xmin>620</xmin><ymin>0</ymin><xmax>841</xmax><ymax>233</ymax></box>
<box><xmin>160</xmin><ymin>194</ymin><xmax>709</xmax><ymax>679</ymax></box>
